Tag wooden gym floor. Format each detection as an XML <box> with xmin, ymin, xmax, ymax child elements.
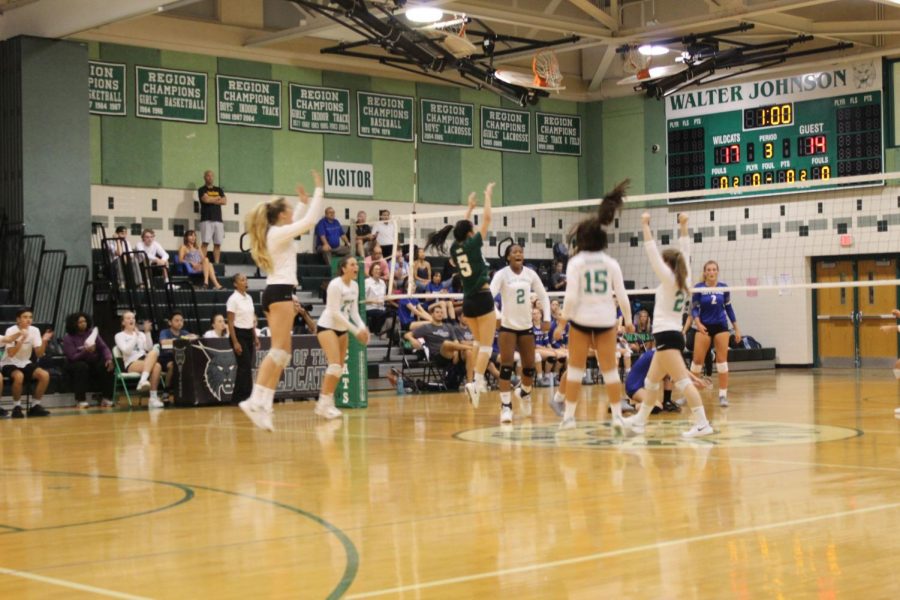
<box><xmin>1</xmin><ymin>369</ymin><xmax>899</xmax><ymax>598</ymax></box>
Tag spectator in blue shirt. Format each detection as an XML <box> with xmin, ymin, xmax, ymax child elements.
<box><xmin>315</xmin><ymin>206</ymin><xmax>351</xmax><ymax>265</ymax></box>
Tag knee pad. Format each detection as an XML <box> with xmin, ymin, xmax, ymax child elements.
<box><xmin>690</xmin><ymin>362</ymin><xmax>703</xmax><ymax>375</ymax></box>
<box><xmin>643</xmin><ymin>378</ymin><xmax>660</xmax><ymax>391</ymax></box>
<box><xmin>268</xmin><ymin>348</ymin><xmax>290</xmax><ymax>368</ymax></box>
<box><xmin>675</xmin><ymin>377</ymin><xmax>692</xmax><ymax>393</ymax></box>
<box><xmin>602</xmin><ymin>369</ymin><xmax>620</xmax><ymax>385</ymax></box>
<box><xmin>716</xmin><ymin>362</ymin><xmax>729</xmax><ymax>373</ymax></box>
<box><xmin>566</xmin><ymin>367</ymin><xmax>585</xmax><ymax>383</ymax></box>
<box><xmin>522</xmin><ymin>367</ymin><xmax>536</xmax><ymax>379</ymax></box>
<box><xmin>326</xmin><ymin>363</ymin><xmax>343</xmax><ymax>377</ymax></box>
<box><xmin>478</xmin><ymin>345</ymin><xmax>492</xmax><ymax>357</ymax></box>
<box><xmin>499</xmin><ymin>364</ymin><xmax>514</xmax><ymax>381</ymax></box>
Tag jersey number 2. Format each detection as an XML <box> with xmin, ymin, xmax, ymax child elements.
<box><xmin>516</xmin><ymin>289</ymin><xmax>526</xmax><ymax>304</ymax></box>
<box><xmin>583</xmin><ymin>270</ymin><xmax>608</xmax><ymax>294</ymax></box>
<box><xmin>673</xmin><ymin>291</ymin><xmax>685</xmax><ymax>312</ymax></box>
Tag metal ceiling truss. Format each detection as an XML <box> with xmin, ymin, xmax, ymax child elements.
<box><xmin>286</xmin><ymin>0</ymin><xmax>579</xmax><ymax>106</ymax></box>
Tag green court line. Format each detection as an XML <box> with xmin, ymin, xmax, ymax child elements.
<box><xmin>0</xmin><ymin>469</ymin><xmax>358</xmax><ymax>599</ymax></box>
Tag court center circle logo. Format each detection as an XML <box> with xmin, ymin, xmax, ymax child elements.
<box><xmin>455</xmin><ymin>419</ymin><xmax>861</xmax><ymax>449</ymax></box>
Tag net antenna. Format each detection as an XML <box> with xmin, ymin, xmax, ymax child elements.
<box><xmin>425</xmin><ymin>14</ymin><xmax>478</xmax><ymax>59</ymax></box>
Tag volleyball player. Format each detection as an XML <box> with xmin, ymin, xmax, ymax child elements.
<box><xmin>315</xmin><ymin>256</ymin><xmax>370</xmax><ymax>419</ymax></box>
<box><xmin>624</xmin><ymin>212</ymin><xmax>713</xmax><ymax>437</ymax></box>
<box><xmin>882</xmin><ymin>307</ymin><xmax>900</xmax><ymax>416</ymax></box>
<box><xmin>557</xmin><ymin>181</ymin><xmax>633</xmax><ymax>432</ymax></box>
<box><xmin>689</xmin><ymin>258</ymin><xmax>741</xmax><ymax>407</ymax></box>
<box><xmin>241</xmin><ymin>170</ymin><xmax>323</xmax><ymax>431</ymax></box>
<box><xmin>489</xmin><ymin>244</ymin><xmax>551</xmax><ymax>422</ymax></box>
<box><xmin>424</xmin><ymin>183</ymin><xmax>495</xmax><ymax>408</ymax></box>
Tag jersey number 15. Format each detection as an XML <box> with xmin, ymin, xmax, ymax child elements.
<box><xmin>583</xmin><ymin>270</ymin><xmax>608</xmax><ymax>294</ymax></box>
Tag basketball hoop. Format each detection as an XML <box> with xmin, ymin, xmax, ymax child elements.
<box><xmin>426</xmin><ymin>15</ymin><xmax>478</xmax><ymax>58</ymax></box>
<box><xmin>622</xmin><ymin>45</ymin><xmax>651</xmax><ymax>80</ymax></box>
<box><xmin>532</xmin><ymin>50</ymin><xmax>563</xmax><ymax>89</ymax></box>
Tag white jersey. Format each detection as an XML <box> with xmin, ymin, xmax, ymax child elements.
<box><xmin>562</xmin><ymin>250</ymin><xmax>630</xmax><ymax>328</ymax></box>
<box><xmin>115</xmin><ymin>330</ymin><xmax>153</xmax><ymax>368</ymax></box>
<box><xmin>317</xmin><ymin>277</ymin><xmax>366</xmax><ymax>334</ymax></box>
<box><xmin>645</xmin><ymin>236</ymin><xmax>691</xmax><ymax>333</ymax></box>
<box><xmin>0</xmin><ymin>325</ymin><xmax>41</xmax><ymax>368</ymax></box>
<box><xmin>490</xmin><ymin>266</ymin><xmax>550</xmax><ymax>331</ymax></box>
<box><xmin>265</xmin><ymin>187</ymin><xmax>324</xmax><ymax>286</ymax></box>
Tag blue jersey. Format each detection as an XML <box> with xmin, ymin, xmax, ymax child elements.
<box><xmin>397</xmin><ymin>298</ymin><xmax>420</xmax><ymax>328</ymax></box>
<box><xmin>549</xmin><ymin>319</ymin><xmax>569</xmax><ymax>349</ymax></box>
<box><xmin>534</xmin><ymin>325</ymin><xmax>550</xmax><ymax>347</ymax></box>
<box><xmin>625</xmin><ymin>349</ymin><xmax>656</xmax><ymax>398</ymax></box>
<box><xmin>691</xmin><ymin>282</ymin><xmax>736</xmax><ymax>327</ymax></box>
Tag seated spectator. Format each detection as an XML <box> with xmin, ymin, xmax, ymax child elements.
<box><xmin>405</xmin><ymin>304</ymin><xmax>474</xmax><ymax>373</ymax></box>
<box><xmin>550</xmin><ymin>260</ymin><xmax>567</xmax><ymax>292</ymax></box>
<box><xmin>448</xmin><ymin>274</ymin><xmax>464</xmax><ymax>315</ymax></box>
<box><xmin>178</xmin><ymin>230</ymin><xmax>222</xmax><ymax>289</ymax></box>
<box><xmin>412</xmin><ymin>247</ymin><xmax>431</xmax><ymax>292</ymax></box>
<box><xmin>366</xmin><ymin>262</ymin><xmax>388</xmax><ymax>336</ymax></box>
<box><xmin>353</xmin><ymin>210</ymin><xmax>375</xmax><ymax>257</ymax></box>
<box><xmin>315</xmin><ymin>206</ymin><xmax>351</xmax><ymax>265</ymax></box>
<box><xmin>364</xmin><ymin>245</ymin><xmax>390</xmax><ymax>283</ymax></box>
<box><xmin>391</xmin><ymin>250</ymin><xmax>410</xmax><ymax>293</ymax></box>
<box><xmin>135</xmin><ymin>228</ymin><xmax>170</xmax><ymax>282</ymax></box>
<box><xmin>394</xmin><ymin>296</ymin><xmax>431</xmax><ymax>331</ymax></box>
<box><xmin>115</xmin><ymin>311</ymin><xmax>163</xmax><ymax>408</ymax></box>
<box><xmin>424</xmin><ymin>272</ymin><xmax>455</xmax><ymax>321</ymax></box>
<box><xmin>293</xmin><ymin>298</ymin><xmax>317</xmax><ymax>335</ymax></box>
<box><xmin>631</xmin><ymin>309</ymin><xmax>653</xmax><ymax>354</ymax></box>
<box><xmin>552</xmin><ymin>239</ymin><xmax>569</xmax><ymax>267</ymax></box>
<box><xmin>159</xmin><ymin>310</ymin><xmax>197</xmax><ymax>387</ymax></box>
<box><xmin>203</xmin><ymin>313</ymin><xmax>229</xmax><ymax>339</ymax></box>
<box><xmin>0</xmin><ymin>307</ymin><xmax>53</xmax><ymax>418</ymax></box>
<box><xmin>62</xmin><ymin>311</ymin><xmax>114</xmax><ymax>408</ymax></box>
<box><xmin>107</xmin><ymin>225</ymin><xmax>141</xmax><ymax>288</ymax></box>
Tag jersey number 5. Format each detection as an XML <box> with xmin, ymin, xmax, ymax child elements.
<box><xmin>583</xmin><ymin>270</ymin><xmax>608</xmax><ymax>294</ymax></box>
<box><xmin>457</xmin><ymin>254</ymin><xmax>472</xmax><ymax>277</ymax></box>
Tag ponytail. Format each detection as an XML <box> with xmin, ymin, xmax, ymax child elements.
<box><xmin>598</xmin><ymin>179</ymin><xmax>629</xmax><ymax>225</ymax></box>
<box><xmin>570</xmin><ymin>179</ymin><xmax>629</xmax><ymax>253</ymax></box>
<box><xmin>662</xmin><ymin>249</ymin><xmax>690</xmax><ymax>294</ymax></box>
<box><xmin>246</xmin><ymin>198</ymin><xmax>288</xmax><ymax>273</ymax></box>
<box><xmin>424</xmin><ymin>224</ymin><xmax>454</xmax><ymax>255</ymax></box>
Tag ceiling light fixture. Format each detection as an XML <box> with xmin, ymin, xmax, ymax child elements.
<box><xmin>638</xmin><ymin>44</ymin><xmax>669</xmax><ymax>56</ymax></box>
<box><xmin>406</xmin><ymin>7</ymin><xmax>443</xmax><ymax>24</ymax></box>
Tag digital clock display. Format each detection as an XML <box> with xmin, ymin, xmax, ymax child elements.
<box><xmin>665</xmin><ymin>61</ymin><xmax>883</xmax><ymax>202</ymax></box>
<box><xmin>743</xmin><ymin>103</ymin><xmax>794</xmax><ymax>129</ymax></box>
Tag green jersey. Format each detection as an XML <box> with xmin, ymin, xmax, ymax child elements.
<box><xmin>451</xmin><ymin>232</ymin><xmax>490</xmax><ymax>296</ymax></box>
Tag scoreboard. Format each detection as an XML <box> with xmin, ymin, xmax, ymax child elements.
<box><xmin>665</xmin><ymin>59</ymin><xmax>883</xmax><ymax>202</ymax></box>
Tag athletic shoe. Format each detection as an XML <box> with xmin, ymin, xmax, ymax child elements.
<box><xmin>682</xmin><ymin>422</ymin><xmax>715</xmax><ymax>438</ymax></box>
<box><xmin>259</xmin><ymin>409</ymin><xmax>275</xmax><ymax>431</ymax></box>
<box><xmin>662</xmin><ymin>399</ymin><xmax>681</xmax><ymax>413</ymax></box>
<box><xmin>476</xmin><ymin>379</ymin><xmax>488</xmax><ymax>394</ymax></box>
<box><xmin>500</xmin><ymin>403</ymin><xmax>513</xmax><ymax>424</ymax></box>
<box><xmin>514</xmin><ymin>387</ymin><xmax>532</xmax><ymax>417</ymax></box>
<box><xmin>465</xmin><ymin>382</ymin><xmax>480</xmax><ymax>409</ymax></box>
<box><xmin>11</xmin><ymin>405</ymin><xmax>24</xmax><ymax>419</ymax></box>
<box><xmin>101</xmin><ymin>399</ymin><xmax>115</xmax><ymax>408</ymax></box>
<box><xmin>548</xmin><ymin>396</ymin><xmax>565</xmax><ymax>417</ymax></box>
<box><xmin>719</xmin><ymin>395</ymin><xmax>729</xmax><ymax>407</ymax></box>
<box><xmin>558</xmin><ymin>416</ymin><xmax>576</xmax><ymax>431</ymax></box>
<box><xmin>136</xmin><ymin>379</ymin><xmax>151</xmax><ymax>392</ymax></box>
<box><xmin>0</xmin><ymin>406</ymin><xmax>8</xmax><ymax>418</ymax></box>
<box><xmin>620</xmin><ymin>399</ymin><xmax>636</xmax><ymax>413</ymax></box>
<box><xmin>148</xmin><ymin>397</ymin><xmax>164</xmax><ymax>409</ymax></box>
<box><xmin>622</xmin><ymin>415</ymin><xmax>646</xmax><ymax>434</ymax></box>
<box><xmin>77</xmin><ymin>401</ymin><xmax>90</xmax><ymax>409</ymax></box>
<box><xmin>610</xmin><ymin>414</ymin><xmax>627</xmax><ymax>436</ymax></box>
<box><xmin>651</xmin><ymin>404</ymin><xmax>662</xmax><ymax>415</ymax></box>
<box><xmin>27</xmin><ymin>404</ymin><xmax>51</xmax><ymax>417</ymax></box>
<box><xmin>314</xmin><ymin>403</ymin><xmax>342</xmax><ymax>420</ymax></box>
<box><xmin>239</xmin><ymin>400</ymin><xmax>272</xmax><ymax>430</ymax></box>
<box><xmin>674</xmin><ymin>397</ymin><xmax>686</xmax><ymax>407</ymax></box>
<box><xmin>894</xmin><ymin>406</ymin><xmax>900</xmax><ymax>417</ymax></box>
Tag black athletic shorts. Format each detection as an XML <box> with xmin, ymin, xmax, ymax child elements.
<box><xmin>261</xmin><ymin>284</ymin><xmax>295</xmax><ymax>312</ymax></box>
<box><xmin>463</xmin><ymin>289</ymin><xmax>495</xmax><ymax>318</ymax></box>
<box><xmin>316</xmin><ymin>326</ymin><xmax>347</xmax><ymax>337</ymax></box>
<box><xmin>1</xmin><ymin>363</ymin><xmax>38</xmax><ymax>381</ymax></box>
<box><xmin>570</xmin><ymin>321</ymin><xmax>615</xmax><ymax>336</ymax></box>
<box><xmin>653</xmin><ymin>330</ymin><xmax>686</xmax><ymax>353</ymax></box>
<box><xmin>499</xmin><ymin>326</ymin><xmax>534</xmax><ymax>338</ymax></box>
<box><xmin>701</xmin><ymin>322</ymin><xmax>729</xmax><ymax>338</ymax></box>
<box><xmin>433</xmin><ymin>352</ymin><xmax>453</xmax><ymax>368</ymax></box>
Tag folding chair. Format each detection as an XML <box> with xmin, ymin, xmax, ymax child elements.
<box><xmin>111</xmin><ymin>346</ymin><xmax>141</xmax><ymax>408</ymax></box>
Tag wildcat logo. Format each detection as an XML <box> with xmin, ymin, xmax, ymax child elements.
<box><xmin>455</xmin><ymin>420</ymin><xmax>860</xmax><ymax>449</ymax></box>
<box><xmin>851</xmin><ymin>61</ymin><xmax>876</xmax><ymax>89</ymax></box>
<box><xmin>203</xmin><ymin>347</ymin><xmax>236</xmax><ymax>402</ymax></box>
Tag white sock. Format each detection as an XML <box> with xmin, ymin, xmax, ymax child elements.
<box><xmin>554</xmin><ymin>391</ymin><xmax>566</xmax><ymax>404</ymax></box>
<box><xmin>691</xmin><ymin>404</ymin><xmax>709</xmax><ymax>428</ymax></box>
<box><xmin>250</xmin><ymin>384</ymin><xmax>268</xmax><ymax>407</ymax></box>
<box><xmin>500</xmin><ymin>391</ymin><xmax>511</xmax><ymax>405</ymax></box>
<box><xmin>150</xmin><ymin>391</ymin><xmax>159</xmax><ymax>400</ymax></box>
<box><xmin>139</xmin><ymin>372</ymin><xmax>149</xmax><ymax>383</ymax></box>
<box><xmin>319</xmin><ymin>392</ymin><xmax>334</xmax><ymax>407</ymax></box>
<box><xmin>893</xmin><ymin>369</ymin><xmax>900</xmax><ymax>380</ymax></box>
<box><xmin>637</xmin><ymin>398</ymin><xmax>655</xmax><ymax>422</ymax></box>
<box><xmin>719</xmin><ymin>389</ymin><xmax>728</xmax><ymax>398</ymax></box>
<box><xmin>563</xmin><ymin>400</ymin><xmax>577</xmax><ymax>420</ymax></box>
<box><xmin>13</xmin><ymin>401</ymin><xmax>22</xmax><ymax>407</ymax></box>
<box><xmin>474</xmin><ymin>373</ymin><xmax>486</xmax><ymax>387</ymax></box>
<box><xmin>610</xmin><ymin>402</ymin><xmax>623</xmax><ymax>420</ymax></box>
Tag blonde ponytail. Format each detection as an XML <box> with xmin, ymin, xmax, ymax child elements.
<box><xmin>245</xmin><ymin>199</ymin><xmax>287</xmax><ymax>274</ymax></box>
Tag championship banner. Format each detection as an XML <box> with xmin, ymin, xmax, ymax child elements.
<box><xmin>480</xmin><ymin>106</ymin><xmax>530</xmax><ymax>153</ymax></box>
<box><xmin>420</xmin><ymin>99</ymin><xmax>474</xmax><ymax>147</ymax></box>
<box><xmin>89</xmin><ymin>61</ymin><xmax>126</xmax><ymax>116</ymax></box>
<box><xmin>135</xmin><ymin>65</ymin><xmax>207</xmax><ymax>123</ymax></box>
<box><xmin>216</xmin><ymin>75</ymin><xmax>281</xmax><ymax>129</ymax></box>
<box><xmin>289</xmin><ymin>84</ymin><xmax>351</xmax><ymax>134</ymax></box>
<box><xmin>357</xmin><ymin>91</ymin><xmax>414</xmax><ymax>141</ymax></box>
<box><xmin>536</xmin><ymin>112</ymin><xmax>581</xmax><ymax>156</ymax></box>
